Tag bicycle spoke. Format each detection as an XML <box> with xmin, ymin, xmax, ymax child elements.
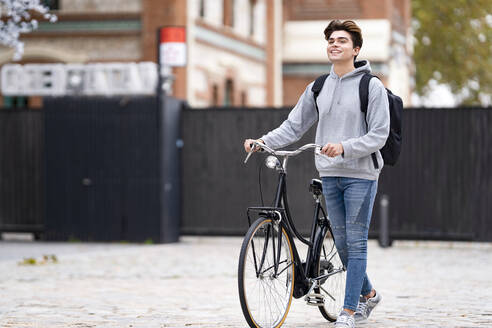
<box><xmin>260</xmin><ymin>259</ymin><xmax>290</xmax><ymax>275</ymax></box>
<box><xmin>319</xmin><ymin>284</ymin><xmax>336</xmax><ymax>301</ymax></box>
<box><xmin>275</xmin><ymin>260</ymin><xmax>294</xmax><ymax>276</ymax></box>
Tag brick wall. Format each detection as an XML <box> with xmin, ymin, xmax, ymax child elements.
<box><xmin>284</xmin><ymin>0</ymin><xmax>410</xmax><ymax>33</ymax></box>
<box><xmin>284</xmin><ymin>0</ymin><xmax>398</xmax><ymax>21</ymax></box>
<box><xmin>282</xmin><ymin>75</ymin><xmax>314</xmax><ymax>106</ymax></box>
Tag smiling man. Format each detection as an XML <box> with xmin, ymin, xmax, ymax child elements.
<box><xmin>244</xmin><ymin>20</ymin><xmax>389</xmax><ymax>328</ymax></box>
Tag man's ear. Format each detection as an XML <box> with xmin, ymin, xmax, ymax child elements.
<box><xmin>353</xmin><ymin>47</ymin><xmax>360</xmax><ymax>56</ymax></box>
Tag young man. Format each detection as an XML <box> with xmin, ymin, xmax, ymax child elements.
<box><xmin>243</xmin><ymin>20</ymin><xmax>389</xmax><ymax>327</ymax></box>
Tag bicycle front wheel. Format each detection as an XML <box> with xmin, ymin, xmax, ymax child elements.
<box><xmin>238</xmin><ymin>217</ymin><xmax>294</xmax><ymax>328</ymax></box>
<box><xmin>316</xmin><ymin>226</ymin><xmax>346</xmax><ymax>322</ymax></box>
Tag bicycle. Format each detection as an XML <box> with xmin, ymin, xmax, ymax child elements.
<box><xmin>238</xmin><ymin>141</ymin><xmax>347</xmax><ymax>328</ymax></box>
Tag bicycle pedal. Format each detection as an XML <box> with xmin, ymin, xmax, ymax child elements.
<box><xmin>304</xmin><ymin>293</ymin><xmax>325</xmax><ymax>306</ymax></box>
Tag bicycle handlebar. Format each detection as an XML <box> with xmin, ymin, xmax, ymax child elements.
<box><xmin>244</xmin><ymin>141</ymin><xmax>322</xmax><ymax>164</ymax></box>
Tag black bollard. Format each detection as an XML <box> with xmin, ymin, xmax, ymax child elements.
<box><xmin>378</xmin><ymin>194</ymin><xmax>391</xmax><ymax>248</ymax></box>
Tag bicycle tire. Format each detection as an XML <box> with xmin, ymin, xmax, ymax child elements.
<box><xmin>316</xmin><ymin>226</ymin><xmax>346</xmax><ymax>322</ymax></box>
<box><xmin>238</xmin><ymin>217</ymin><xmax>294</xmax><ymax>328</ymax></box>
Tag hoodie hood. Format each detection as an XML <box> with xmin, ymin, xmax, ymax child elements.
<box><xmin>329</xmin><ymin>60</ymin><xmax>372</xmax><ymax>79</ymax></box>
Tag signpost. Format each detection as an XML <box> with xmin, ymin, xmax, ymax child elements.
<box><xmin>156</xmin><ymin>26</ymin><xmax>186</xmax><ymax>243</ymax></box>
<box><xmin>157</xmin><ymin>26</ymin><xmax>187</xmax><ymax>95</ymax></box>
<box><xmin>159</xmin><ymin>26</ymin><xmax>187</xmax><ymax>67</ymax></box>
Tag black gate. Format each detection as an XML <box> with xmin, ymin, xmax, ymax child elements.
<box><xmin>43</xmin><ymin>96</ymin><xmax>181</xmax><ymax>243</ymax></box>
<box><xmin>181</xmin><ymin>107</ymin><xmax>492</xmax><ymax>242</ymax></box>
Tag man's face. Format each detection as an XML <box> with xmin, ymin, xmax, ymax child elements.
<box><xmin>326</xmin><ymin>30</ymin><xmax>359</xmax><ymax>63</ymax></box>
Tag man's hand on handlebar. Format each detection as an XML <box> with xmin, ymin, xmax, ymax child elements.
<box><xmin>244</xmin><ymin>139</ymin><xmax>264</xmax><ymax>153</ymax></box>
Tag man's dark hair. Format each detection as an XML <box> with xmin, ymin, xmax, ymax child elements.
<box><xmin>324</xmin><ymin>20</ymin><xmax>363</xmax><ymax>50</ymax></box>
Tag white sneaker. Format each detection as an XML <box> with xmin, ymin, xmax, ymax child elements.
<box><xmin>335</xmin><ymin>310</ymin><xmax>355</xmax><ymax>328</ymax></box>
<box><xmin>354</xmin><ymin>291</ymin><xmax>382</xmax><ymax>322</ymax></box>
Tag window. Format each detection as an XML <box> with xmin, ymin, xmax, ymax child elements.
<box><xmin>223</xmin><ymin>0</ymin><xmax>235</xmax><ymax>27</ymax></box>
<box><xmin>249</xmin><ymin>0</ymin><xmax>256</xmax><ymax>36</ymax></box>
<box><xmin>3</xmin><ymin>96</ymin><xmax>27</xmax><ymax>108</ymax></box>
<box><xmin>199</xmin><ymin>0</ymin><xmax>205</xmax><ymax>18</ymax></box>
<box><xmin>224</xmin><ymin>79</ymin><xmax>234</xmax><ymax>106</ymax></box>
<box><xmin>212</xmin><ymin>84</ymin><xmax>219</xmax><ymax>106</ymax></box>
<box><xmin>241</xmin><ymin>91</ymin><xmax>247</xmax><ymax>106</ymax></box>
<box><xmin>41</xmin><ymin>0</ymin><xmax>59</xmax><ymax>10</ymax></box>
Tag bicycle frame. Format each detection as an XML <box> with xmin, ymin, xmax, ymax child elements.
<box><xmin>246</xmin><ymin>166</ymin><xmax>334</xmax><ymax>298</ymax></box>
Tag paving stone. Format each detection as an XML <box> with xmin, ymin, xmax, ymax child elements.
<box><xmin>0</xmin><ymin>237</ymin><xmax>491</xmax><ymax>327</ymax></box>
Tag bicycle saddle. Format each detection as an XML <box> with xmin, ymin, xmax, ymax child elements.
<box><xmin>309</xmin><ymin>179</ymin><xmax>323</xmax><ymax>195</ymax></box>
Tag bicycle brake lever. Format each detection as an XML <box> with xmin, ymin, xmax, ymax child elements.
<box><xmin>244</xmin><ymin>151</ymin><xmax>253</xmax><ymax>164</ymax></box>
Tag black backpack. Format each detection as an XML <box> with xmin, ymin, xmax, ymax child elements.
<box><xmin>312</xmin><ymin>73</ymin><xmax>403</xmax><ymax>169</ymax></box>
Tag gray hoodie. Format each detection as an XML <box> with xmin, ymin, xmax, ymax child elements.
<box><xmin>261</xmin><ymin>60</ymin><xmax>390</xmax><ymax>181</ymax></box>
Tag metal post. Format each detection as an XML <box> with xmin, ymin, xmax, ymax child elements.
<box><xmin>156</xmin><ymin>27</ymin><xmax>179</xmax><ymax>243</ymax></box>
<box><xmin>379</xmin><ymin>194</ymin><xmax>391</xmax><ymax>248</ymax></box>
<box><xmin>159</xmin><ymin>96</ymin><xmax>182</xmax><ymax>243</ymax></box>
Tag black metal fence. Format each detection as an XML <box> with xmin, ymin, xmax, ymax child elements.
<box><xmin>1</xmin><ymin>102</ymin><xmax>491</xmax><ymax>242</ymax></box>
<box><xmin>181</xmin><ymin>107</ymin><xmax>492</xmax><ymax>242</ymax></box>
<box><xmin>0</xmin><ymin>109</ymin><xmax>44</xmax><ymax>235</ymax></box>
<box><xmin>43</xmin><ymin>96</ymin><xmax>181</xmax><ymax>243</ymax></box>
<box><xmin>0</xmin><ymin>96</ymin><xmax>181</xmax><ymax>243</ymax></box>
<box><xmin>374</xmin><ymin>108</ymin><xmax>492</xmax><ymax>241</ymax></box>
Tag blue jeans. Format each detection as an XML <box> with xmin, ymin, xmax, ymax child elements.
<box><xmin>321</xmin><ymin>177</ymin><xmax>378</xmax><ymax>311</ymax></box>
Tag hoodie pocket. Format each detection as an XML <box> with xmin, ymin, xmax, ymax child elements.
<box><xmin>340</xmin><ymin>153</ymin><xmax>379</xmax><ymax>172</ymax></box>
<box><xmin>341</xmin><ymin>157</ymin><xmax>358</xmax><ymax>169</ymax></box>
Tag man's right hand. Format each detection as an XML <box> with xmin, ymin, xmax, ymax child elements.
<box><xmin>244</xmin><ymin>139</ymin><xmax>264</xmax><ymax>153</ymax></box>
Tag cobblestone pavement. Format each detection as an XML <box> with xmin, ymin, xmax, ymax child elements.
<box><xmin>1</xmin><ymin>235</ymin><xmax>491</xmax><ymax>328</ymax></box>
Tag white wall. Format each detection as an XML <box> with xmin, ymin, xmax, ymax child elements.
<box><xmin>189</xmin><ymin>42</ymin><xmax>266</xmax><ymax>107</ymax></box>
<box><xmin>60</xmin><ymin>0</ymin><xmax>141</xmax><ymax>12</ymax></box>
<box><xmin>233</xmin><ymin>0</ymin><xmax>250</xmax><ymax>38</ymax></box>
<box><xmin>191</xmin><ymin>0</ymin><xmax>266</xmax><ymax>45</ymax></box>
<box><xmin>253</xmin><ymin>0</ymin><xmax>266</xmax><ymax>45</ymax></box>
<box><xmin>16</xmin><ymin>37</ymin><xmax>141</xmax><ymax>63</ymax></box>
<box><xmin>187</xmin><ymin>0</ymin><xmax>269</xmax><ymax>107</ymax></box>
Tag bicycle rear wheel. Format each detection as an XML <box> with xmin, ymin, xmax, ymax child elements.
<box><xmin>238</xmin><ymin>217</ymin><xmax>294</xmax><ymax>328</ymax></box>
<box><xmin>316</xmin><ymin>226</ymin><xmax>346</xmax><ymax>322</ymax></box>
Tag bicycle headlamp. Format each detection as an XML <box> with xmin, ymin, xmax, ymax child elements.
<box><xmin>265</xmin><ymin>155</ymin><xmax>281</xmax><ymax>170</ymax></box>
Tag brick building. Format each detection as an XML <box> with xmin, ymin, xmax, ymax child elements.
<box><xmin>0</xmin><ymin>0</ymin><xmax>283</xmax><ymax>108</ymax></box>
<box><xmin>0</xmin><ymin>0</ymin><xmax>412</xmax><ymax>107</ymax></box>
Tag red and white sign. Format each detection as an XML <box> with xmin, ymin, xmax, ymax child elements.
<box><xmin>159</xmin><ymin>27</ymin><xmax>187</xmax><ymax>67</ymax></box>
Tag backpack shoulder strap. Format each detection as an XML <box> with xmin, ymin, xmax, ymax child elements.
<box><xmin>358</xmin><ymin>73</ymin><xmax>380</xmax><ymax>169</ymax></box>
<box><xmin>359</xmin><ymin>73</ymin><xmax>374</xmax><ymax>113</ymax></box>
<box><xmin>311</xmin><ymin>74</ymin><xmax>329</xmax><ymax>115</ymax></box>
